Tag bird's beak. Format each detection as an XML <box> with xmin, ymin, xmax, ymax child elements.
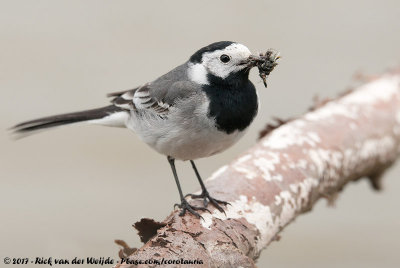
<box><xmin>247</xmin><ymin>54</ymin><xmax>266</xmax><ymax>66</ymax></box>
<box><xmin>238</xmin><ymin>55</ymin><xmax>260</xmax><ymax>67</ymax></box>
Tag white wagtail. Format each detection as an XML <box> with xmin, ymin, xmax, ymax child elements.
<box><xmin>13</xmin><ymin>41</ymin><xmax>279</xmax><ymax>218</ymax></box>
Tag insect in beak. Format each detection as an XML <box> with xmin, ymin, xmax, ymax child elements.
<box><xmin>249</xmin><ymin>49</ymin><xmax>280</xmax><ymax>88</ymax></box>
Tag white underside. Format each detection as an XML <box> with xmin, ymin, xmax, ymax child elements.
<box><xmin>125</xmin><ymin>95</ymin><xmax>246</xmax><ymax>160</ymax></box>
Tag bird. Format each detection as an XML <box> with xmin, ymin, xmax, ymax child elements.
<box><xmin>12</xmin><ymin>41</ymin><xmax>280</xmax><ymax>218</ymax></box>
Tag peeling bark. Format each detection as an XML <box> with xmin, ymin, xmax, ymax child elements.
<box><xmin>115</xmin><ymin>71</ymin><xmax>400</xmax><ymax>268</ymax></box>
<box><xmin>133</xmin><ymin>218</ymin><xmax>167</xmax><ymax>244</ymax></box>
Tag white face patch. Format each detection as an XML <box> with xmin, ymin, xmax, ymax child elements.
<box><xmin>188</xmin><ymin>43</ymin><xmax>252</xmax><ymax>83</ymax></box>
<box><xmin>202</xmin><ymin>43</ymin><xmax>252</xmax><ymax>79</ymax></box>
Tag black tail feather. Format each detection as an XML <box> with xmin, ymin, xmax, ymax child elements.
<box><xmin>13</xmin><ymin>105</ymin><xmax>123</xmax><ymax>134</ymax></box>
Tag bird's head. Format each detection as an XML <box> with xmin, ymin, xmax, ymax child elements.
<box><xmin>187</xmin><ymin>41</ymin><xmax>257</xmax><ymax>85</ymax></box>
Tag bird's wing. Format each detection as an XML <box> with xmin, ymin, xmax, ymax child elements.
<box><xmin>107</xmin><ymin>62</ymin><xmax>199</xmax><ymax>116</ymax></box>
<box><xmin>107</xmin><ymin>81</ymin><xmax>198</xmax><ymax>117</ymax></box>
<box><xmin>107</xmin><ymin>84</ymin><xmax>170</xmax><ymax>116</ymax></box>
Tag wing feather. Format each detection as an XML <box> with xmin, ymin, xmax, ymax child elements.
<box><xmin>108</xmin><ymin>84</ymin><xmax>170</xmax><ymax>116</ymax></box>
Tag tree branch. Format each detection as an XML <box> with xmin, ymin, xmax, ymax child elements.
<box><xmin>116</xmin><ymin>70</ymin><xmax>400</xmax><ymax>268</ymax></box>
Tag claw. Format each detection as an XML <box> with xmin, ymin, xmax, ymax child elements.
<box><xmin>175</xmin><ymin>199</ymin><xmax>210</xmax><ymax>219</ymax></box>
<box><xmin>186</xmin><ymin>190</ymin><xmax>229</xmax><ymax>214</ymax></box>
<box><xmin>208</xmin><ymin>197</ymin><xmax>230</xmax><ymax>215</ymax></box>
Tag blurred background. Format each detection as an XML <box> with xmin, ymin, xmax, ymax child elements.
<box><xmin>1</xmin><ymin>1</ymin><xmax>399</xmax><ymax>267</ymax></box>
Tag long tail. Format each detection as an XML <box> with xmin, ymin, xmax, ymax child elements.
<box><xmin>12</xmin><ymin>105</ymin><xmax>128</xmax><ymax>136</ymax></box>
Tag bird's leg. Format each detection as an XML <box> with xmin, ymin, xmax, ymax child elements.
<box><xmin>185</xmin><ymin>160</ymin><xmax>230</xmax><ymax>214</ymax></box>
<box><xmin>167</xmin><ymin>156</ymin><xmax>209</xmax><ymax>218</ymax></box>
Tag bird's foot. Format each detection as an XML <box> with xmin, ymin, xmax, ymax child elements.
<box><xmin>174</xmin><ymin>199</ymin><xmax>210</xmax><ymax>219</ymax></box>
<box><xmin>185</xmin><ymin>190</ymin><xmax>230</xmax><ymax>214</ymax></box>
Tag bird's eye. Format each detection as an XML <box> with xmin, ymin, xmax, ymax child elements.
<box><xmin>219</xmin><ymin>54</ymin><xmax>231</xmax><ymax>63</ymax></box>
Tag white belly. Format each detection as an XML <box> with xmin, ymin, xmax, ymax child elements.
<box><xmin>125</xmin><ymin>99</ymin><xmax>246</xmax><ymax>160</ymax></box>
